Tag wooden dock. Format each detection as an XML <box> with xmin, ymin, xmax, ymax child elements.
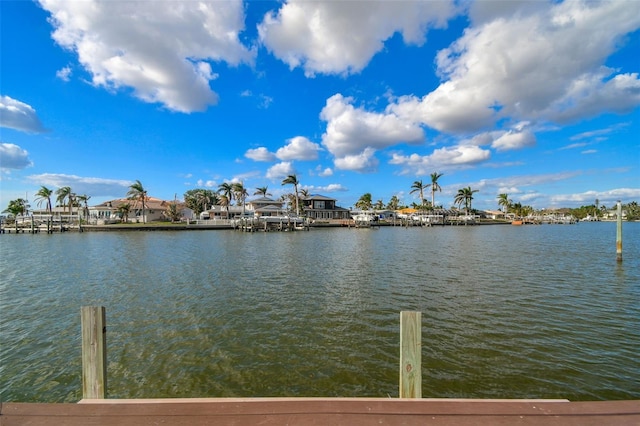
<box><xmin>2</xmin><ymin>398</ymin><xmax>638</xmax><ymax>425</ymax></box>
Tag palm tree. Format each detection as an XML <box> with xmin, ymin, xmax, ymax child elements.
<box><xmin>117</xmin><ymin>203</ymin><xmax>131</xmax><ymax>223</ymax></box>
<box><xmin>387</xmin><ymin>195</ymin><xmax>400</xmax><ymax>210</ymax></box>
<box><xmin>232</xmin><ymin>182</ymin><xmax>248</xmax><ymax>215</ymax></box>
<box><xmin>127</xmin><ymin>180</ymin><xmax>147</xmax><ymax>223</ymax></box>
<box><xmin>374</xmin><ymin>199</ymin><xmax>384</xmax><ymax>210</ymax></box>
<box><xmin>3</xmin><ymin>198</ymin><xmax>30</xmax><ymax>231</ymax></box>
<box><xmin>35</xmin><ymin>186</ymin><xmax>54</xmax><ymax>215</ymax></box>
<box><xmin>497</xmin><ymin>193</ymin><xmax>512</xmax><ymax>219</ymax></box>
<box><xmin>219</xmin><ymin>195</ymin><xmax>230</xmax><ymax>218</ymax></box>
<box><xmin>410</xmin><ymin>180</ymin><xmax>427</xmax><ymax>207</ymax></box>
<box><xmin>355</xmin><ymin>193</ymin><xmax>373</xmax><ymax>210</ymax></box>
<box><xmin>195</xmin><ymin>190</ymin><xmax>213</xmax><ymax>215</ymax></box>
<box><xmin>511</xmin><ymin>202</ymin><xmax>523</xmax><ymax>219</ymax></box>
<box><xmin>56</xmin><ymin>186</ymin><xmax>72</xmax><ymax>218</ymax></box>
<box><xmin>76</xmin><ymin>194</ymin><xmax>91</xmax><ymax>222</ymax></box>
<box><xmin>430</xmin><ymin>172</ymin><xmax>443</xmax><ymax>209</ymax></box>
<box><xmin>218</xmin><ymin>182</ymin><xmax>234</xmax><ymax>219</ymax></box>
<box><xmin>453</xmin><ymin>189</ymin><xmax>465</xmax><ymax>211</ymax></box>
<box><xmin>454</xmin><ymin>186</ymin><xmax>478</xmax><ymax>215</ymax></box>
<box><xmin>254</xmin><ymin>186</ymin><xmax>271</xmax><ymax>197</ymax></box>
<box><xmin>281</xmin><ymin>174</ymin><xmax>300</xmax><ymax>216</ymax></box>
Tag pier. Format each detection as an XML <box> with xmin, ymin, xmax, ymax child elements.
<box><xmin>1</xmin><ymin>307</ymin><xmax>637</xmax><ymax>425</ymax></box>
<box><xmin>3</xmin><ymin>398</ymin><xmax>638</xmax><ymax>425</ymax></box>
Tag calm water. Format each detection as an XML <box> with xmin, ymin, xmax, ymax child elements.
<box><xmin>1</xmin><ymin>223</ymin><xmax>638</xmax><ymax>402</ymax></box>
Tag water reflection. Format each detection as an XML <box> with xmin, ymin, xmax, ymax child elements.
<box><xmin>1</xmin><ymin>223</ymin><xmax>638</xmax><ymax>402</ymax></box>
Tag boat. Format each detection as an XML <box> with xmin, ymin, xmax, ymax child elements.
<box><xmin>351</xmin><ymin>211</ymin><xmax>379</xmax><ymax>228</ymax></box>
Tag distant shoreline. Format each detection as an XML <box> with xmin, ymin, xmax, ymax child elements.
<box><xmin>1</xmin><ymin>219</ymin><xmax>520</xmax><ymax>233</ymax></box>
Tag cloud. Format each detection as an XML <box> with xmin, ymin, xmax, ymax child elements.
<box><xmin>245</xmin><ymin>147</ymin><xmax>276</xmax><ymax>162</ymax></box>
<box><xmin>549</xmin><ymin>188</ymin><xmax>640</xmax><ymax>206</ymax></box>
<box><xmin>275</xmin><ymin>136</ymin><xmax>321</xmax><ymax>161</ymax></box>
<box><xmin>334</xmin><ymin>147</ymin><xmax>379</xmax><ymax>173</ymax></box>
<box><xmin>196</xmin><ymin>179</ymin><xmax>216</xmax><ymax>188</ymax></box>
<box><xmin>39</xmin><ymin>0</ymin><xmax>254</xmax><ymax>113</ymax></box>
<box><xmin>0</xmin><ymin>96</ymin><xmax>47</xmax><ymax>133</ymax></box>
<box><xmin>487</xmin><ymin>171</ymin><xmax>583</xmax><ymax>191</ymax></box>
<box><xmin>549</xmin><ymin>71</ymin><xmax>640</xmax><ymax>123</ymax></box>
<box><xmin>389</xmin><ymin>145</ymin><xmax>491</xmax><ymax>175</ymax></box>
<box><xmin>26</xmin><ymin>173</ymin><xmax>132</xmax><ymax>197</ymax></box>
<box><xmin>56</xmin><ymin>66</ymin><xmax>72</xmax><ymax>81</ymax></box>
<box><xmin>265</xmin><ymin>161</ymin><xmax>295</xmax><ymax>180</ymax></box>
<box><xmin>317</xmin><ymin>167</ymin><xmax>333</xmax><ymax>177</ymax></box>
<box><xmin>320</xmin><ymin>94</ymin><xmax>424</xmax><ymax>172</ymax></box>
<box><xmin>390</xmin><ymin>0</ymin><xmax>640</xmax><ymax>133</ymax></box>
<box><xmin>561</xmin><ymin>142</ymin><xmax>588</xmax><ymax>150</ymax></box>
<box><xmin>0</xmin><ymin>143</ymin><xmax>33</xmax><ymax>170</ymax></box>
<box><xmin>304</xmin><ymin>183</ymin><xmax>347</xmax><ymax>193</ymax></box>
<box><xmin>491</xmin><ymin>129</ymin><xmax>536</xmax><ymax>152</ymax></box>
<box><xmin>259</xmin><ymin>0</ymin><xmax>455</xmax><ymax>76</ymax></box>
<box><xmin>570</xmin><ymin>122</ymin><xmax>629</xmax><ymax>141</ymax></box>
<box><xmin>240</xmin><ymin>90</ymin><xmax>273</xmax><ymax>109</ymax></box>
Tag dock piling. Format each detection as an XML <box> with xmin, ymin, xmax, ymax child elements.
<box><xmin>616</xmin><ymin>201</ymin><xmax>623</xmax><ymax>262</ymax></box>
<box><xmin>399</xmin><ymin>311</ymin><xmax>422</xmax><ymax>398</ymax></box>
<box><xmin>81</xmin><ymin>306</ymin><xmax>107</xmax><ymax>399</ymax></box>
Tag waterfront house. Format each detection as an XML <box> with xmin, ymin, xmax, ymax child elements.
<box><xmin>247</xmin><ymin>197</ymin><xmax>287</xmax><ymax>217</ymax></box>
<box><xmin>483</xmin><ymin>209</ymin><xmax>506</xmax><ymax>220</ymax></box>
<box><xmin>200</xmin><ymin>205</ymin><xmax>245</xmax><ymax>220</ymax></box>
<box><xmin>200</xmin><ymin>197</ymin><xmax>286</xmax><ymax>220</ymax></box>
<box><xmin>88</xmin><ymin>197</ymin><xmax>174</xmax><ymax>224</ymax></box>
<box><xmin>301</xmin><ymin>194</ymin><xmax>351</xmax><ymax>221</ymax></box>
<box><xmin>30</xmin><ymin>206</ymin><xmax>81</xmax><ymax>222</ymax></box>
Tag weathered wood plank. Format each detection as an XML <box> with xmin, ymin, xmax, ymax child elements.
<box><xmin>2</xmin><ymin>400</ymin><xmax>639</xmax><ymax>426</ymax></box>
<box><xmin>81</xmin><ymin>306</ymin><xmax>107</xmax><ymax>399</ymax></box>
<box><xmin>400</xmin><ymin>311</ymin><xmax>422</xmax><ymax>398</ymax></box>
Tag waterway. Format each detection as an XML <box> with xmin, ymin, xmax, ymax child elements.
<box><xmin>1</xmin><ymin>222</ymin><xmax>638</xmax><ymax>402</ymax></box>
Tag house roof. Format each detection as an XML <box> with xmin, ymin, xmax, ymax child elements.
<box><xmin>303</xmin><ymin>194</ymin><xmax>336</xmax><ymax>201</ymax></box>
<box><xmin>91</xmin><ymin>197</ymin><xmax>170</xmax><ymax>210</ymax></box>
<box><xmin>255</xmin><ymin>205</ymin><xmax>286</xmax><ymax>212</ymax></box>
<box><xmin>249</xmin><ymin>196</ymin><xmax>279</xmax><ymax>203</ymax></box>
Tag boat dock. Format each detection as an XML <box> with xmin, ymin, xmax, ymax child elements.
<box><xmin>2</xmin><ymin>398</ymin><xmax>638</xmax><ymax>425</ymax></box>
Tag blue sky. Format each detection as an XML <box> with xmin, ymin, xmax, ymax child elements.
<box><xmin>1</xmin><ymin>0</ymin><xmax>639</xmax><ymax>212</ymax></box>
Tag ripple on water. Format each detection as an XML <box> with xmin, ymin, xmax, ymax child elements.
<box><xmin>1</xmin><ymin>224</ymin><xmax>639</xmax><ymax>401</ymax></box>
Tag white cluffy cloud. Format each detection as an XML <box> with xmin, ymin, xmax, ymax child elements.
<box><xmin>259</xmin><ymin>0</ymin><xmax>455</xmax><ymax>76</ymax></box>
<box><xmin>0</xmin><ymin>143</ymin><xmax>33</xmax><ymax>170</ymax></box>
<box><xmin>39</xmin><ymin>0</ymin><xmax>254</xmax><ymax>113</ymax></box>
<box><xmin>26</xmin><ymin>173</ymin><xmax>133</xmax><ymax>197</ymax></box>
<box><xmin>246</xmin><ymin>136</ymin><xmax>321</xmax><ymax>163</ymax></box>
<box><xmin>390</xmin><ymin>145</ymin><xmax>490</xmax><ymax>176</ymax></box>
<box><xmin>0</xmin><ymin>96</ymin><xmax>47</xmax><ymax>133</ymax></box>
<box><xmin>320</xmin><ymin>94</ymin><xmax>424</xmax><ymax>172</ymax></box>
<box><xmin>275</xmin><ymin>136</ymin><xmax>321</xmax><ymax>161</ymax></box>
<box><xmin>245</xmin><ymin>147</ymin><xmax>276</xmax><ymax>162</ymax></box>
<box><xmin>265</xmin><ymin>161</ymin><xmax>296</xmax><ymax>180</ymax></box>
<box><xmin>389</xmin><ymin>124</ymin><xmax>536</xmax><ymax>175</ymax></box>
<box><xmin>389</xmin><ymin>0</ymin><xmax>640</xmax><ymax>133</ymax></box>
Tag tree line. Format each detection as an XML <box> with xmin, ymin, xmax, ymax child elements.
<box><xmin>4</xmin><ymin>173</ymin><xmax>639</xmax><ymax>222</ymax></box>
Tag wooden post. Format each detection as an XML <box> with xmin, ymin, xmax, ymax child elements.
<box><xmin>616</xmin><ymin>201</ymin><xmax>623</xmax><ymax>262</ymax></box>
<box><xmin>81</xmin><ymin>306</ymin><xmax>107</xmax><ymax>399</ymax></box>
<box><xmin>400</xmin><ymin>311</ymin><xmax>421</xmax><ymax>398</ymax></box>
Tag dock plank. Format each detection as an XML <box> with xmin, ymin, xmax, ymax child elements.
<box><xmin>2</xmin><ymin>399</ymin><xmax>639</xmax><ymax>426</ymax></box>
